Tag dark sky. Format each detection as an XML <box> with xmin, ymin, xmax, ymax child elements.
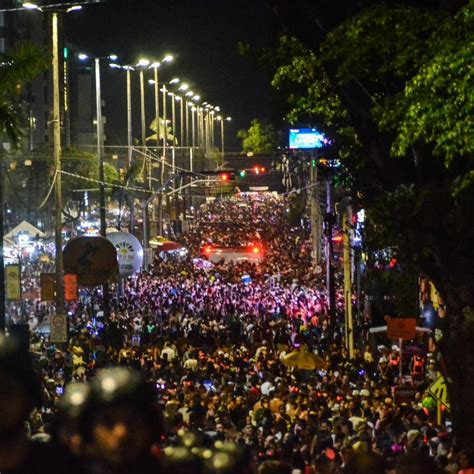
<box><xmin>64</xmin><ymin>0</ymin><xmax>281</xmax><ymax>149</ymax></box>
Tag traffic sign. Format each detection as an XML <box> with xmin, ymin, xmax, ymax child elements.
<box><xmin>427</xmin><ymin>374</ymin><xmax>450</xmax><ymax>411</ymax></box>
<box><xmin>387</xmin><ymin>318</ymin><xmax>417</xmax><ymax>340</ymax></box>
<box><xmin>50</xmin><ymin>314</ymin><xmax>68</xmax><ymax>343</ymax></box>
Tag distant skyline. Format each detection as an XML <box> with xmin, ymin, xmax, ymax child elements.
<box><xmin>62</xmin><ymin>0</ymin><xmax>282</xmax><ymax>149</ymax></box>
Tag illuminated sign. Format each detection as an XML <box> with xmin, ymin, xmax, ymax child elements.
<box><xmin>289</xmin><ymin>128</ymin><xmax>329</xmax><ymax>149</ymax></box>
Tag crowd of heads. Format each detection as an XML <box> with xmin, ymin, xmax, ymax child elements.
<box><xmin>1</xmin><ymin>194</ymin><xmax>472</xmax><ymax>473</ymax></box>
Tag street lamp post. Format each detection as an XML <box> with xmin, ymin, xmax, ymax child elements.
<box><xmin>80</xmin><ymin>52</ymin><xmax>117</xmax><ymax>318</ymax></box>
<box><xmin>126</xmin><ymin>67</ymin><xmax>133</xmax><ymax>167</ymax></box>
<box><xmin>20</xmin><ymin>2</ymin><xmax>87</xmax><ymax>319</ymax></box>
<box><xmin>109</xmin><ymin>63</ymin><xmax>135</xmax><ymax>233</ymax></box>
<box><xmin>94</xmin><ymin>57</ymin><xmax>110</xmax><ymax>318</ymax></box>
<box><xmin>52</xmin><ymin>11</ymin><xmax>64</xmax><ymax>316</ymax></box>
<box><xmin>170</xmin><ymin>91</ymin><xmax>177</xmax><ymax>174</ymax></box>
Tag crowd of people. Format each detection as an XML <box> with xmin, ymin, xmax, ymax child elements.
<box><xmin>2</xmin><ymin>194</ymin><xmax>472</xmax><ymax>474</ymax></box>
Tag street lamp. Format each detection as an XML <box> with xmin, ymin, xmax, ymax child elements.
<box><xmin>216</xmin><ymin>115</ymin><xmax>231</xmax><ymax>157</ymax></box>
<box><xmin>109</xmin><ymin>64</ymin><xmax>134</xmax><ymax>168</ymax></box>
<box><xmin>22</xmin><ymin>1</ymin><xmax>83</xmax><ymax>319</ymax></box>
<box><xmin>78</xmin><ymin>52</ymin><xmax>117</xmax><ymax>319</ymax></box>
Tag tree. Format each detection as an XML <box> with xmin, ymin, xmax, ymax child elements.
<box><xmin>237</xmin><ymin>119</ymin><xmax>279</xmax><ymax>153</ymax></box>
<box><xmin>264</xmin><ymin>1</ymin><xmax>474</xmax><ymax>448</ymax></box>
<box><xmin>0</xmin><ymin>41</ymin><xmax>47</xmax><ymax>330</ymax></box>
<box><xmin>146</xmin><ymin>117</ymin><xmax>176</xmax><ymax>145</ymax></box>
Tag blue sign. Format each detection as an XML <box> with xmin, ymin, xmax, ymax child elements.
<box><xmin>289</xmin><ymin>128</ymin><xmax>329</xmax><ymax>149</ymax></box>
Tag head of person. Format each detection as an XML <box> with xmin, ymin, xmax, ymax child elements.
<box><xmin>79</xmin><ymin>367</ymin><xmax>162</xmax><ymax>467</ymax></box>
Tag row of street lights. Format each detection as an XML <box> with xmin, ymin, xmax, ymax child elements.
<box><xmin>11</xmin><ymin>1</ymin><xmax>232</xmax><ymax>320</ymax></box>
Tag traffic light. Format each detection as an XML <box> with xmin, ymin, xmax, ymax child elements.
<box><xmin>253</xmin><ymin>166</ymin><xmax>265</xmax><ymax>175</ymax></box>
<box><xmin>239</xmin><ymin>170</ymin><xmax>246</xmax><ymax>177</ymax></box>
<box><xmin>219</xmin><ymin>172</ymin><xmax>230</xmax><ymax>182</ymax></box>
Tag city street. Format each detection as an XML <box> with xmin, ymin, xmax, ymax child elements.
<box><xmin>0</xmin><ymin>0</ymin><xmax>472</xmax><ymax>473</ymax></box>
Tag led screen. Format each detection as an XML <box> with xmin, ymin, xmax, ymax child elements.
<box><xmin>289</xmin><ymin>128</ymin><xmax>328</xmax><ymax>149</ymax></box>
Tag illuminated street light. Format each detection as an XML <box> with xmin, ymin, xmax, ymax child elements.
<box><xmin>66</xmin><ymin>5</ymin><xmax>82</xmax><ymax>12</ymax></box>
<box><xmin>163</xmin><ymin>54</ymin><xmax>174</xmax><ymax>62</ymax></box>
<box><xmin>22</xmin><ymin>2</ymin><xmax>42</xmax><ymax>10</ymax></box>
<box><xmin>170</xmin><ymin>77</ymin><xmax>180</xmax><ymax>84</ymax></box>
<box><xmin>178</xmin><ymin>83</ymin><xmax>189</xmax><ymax>91</ymax></box>
<box><xmin>137</xmin><ymin>58</ymin><xmax>150</xmax><ymax>67</ymax></box>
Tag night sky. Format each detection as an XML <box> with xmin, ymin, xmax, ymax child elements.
<box><xmin>64</xmin><ymin>0</ymin><xmax>282</xmax><ymax>149</ymax></box>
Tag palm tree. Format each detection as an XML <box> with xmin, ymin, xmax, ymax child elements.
<box><xmin>146</xmin><ymin>117</ymin><xmax>177</xmax><ymax>145</ymax></box>
<box><xmin>0</xmin><ymin>41</ymin><xmax>48</xmax><ymax>330</ymax></box>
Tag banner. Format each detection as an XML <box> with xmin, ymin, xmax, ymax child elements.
<box><xmin>41</xmin><ymin>273</ymin><xmax>55</xmax><ymax>301</ymax></box>
<box><xmin>64</xmin><ymin>274</ymin><xmax>78</xmax><ymax>302</ymax></box>
<box><xmin>5</xmin><ymin>265</ymin><xmax>21</xmax><ymax>301</ymax></box>
<box><xmin>107</xmin><ymin>232</ymin><xmax>143</xmax><ymax>277</ymax></box>
<box><xmin>63</xmin><ymin>236</ymin><xmax>118</xmax><ymax>287</ymax></box>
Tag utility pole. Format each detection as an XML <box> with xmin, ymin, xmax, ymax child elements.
<box><xmin>343</xmin><ymin>206</ymin><xmax>354</xmax><ymax>358</ymax></box>
<box><xmin>325</xmin><ymin>178</ymin><xmax>336</xmax><ymax>330</ymax></box>
<box><xmin>95</xmin><ymin>58</ymin><xmax>109</xmax><ymax>319</ymax></box>
<box><xmin>310</xmin><ymin>160</ymin><xmax>322</xmax><ymax>264</ymax></box>
<box><xmin>52</xmin><ymin>12</ymin><xmax>64</xmax><ymax>316</ymax></box>
<box><xmin>0</xmin><ymin>155</ymin><xmax>5</xmax><ymax>331</ymax></box>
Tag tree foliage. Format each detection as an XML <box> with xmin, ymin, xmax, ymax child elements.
<box><xmin>263</xmin><ymin>0</ymin><xmax>474</xmax><ymax>448</ymax></box>
<box><xmin>0</xmin><ymin>42</ymin><xmax>48</xmax><ymax>145</ymax></box>
<box><xmin>237</xmin><ymin>119</ymin><xmax>280</xmax><ymax>153</ymax></box>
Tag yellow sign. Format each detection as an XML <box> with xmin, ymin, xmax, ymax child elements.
<box><xmin>428</xmin><ymin>374</ymin><xmax>450</xmax><ymax>411</ymax></box>
<box><xmin>41</xmin><ymin>273</ymin><xmax>55</xmax><ymax>302</ymax></box>
<box><xmin>6</xmin><ymin>265</ymin><xmax>21</xmax><ymax>301</ymax></box>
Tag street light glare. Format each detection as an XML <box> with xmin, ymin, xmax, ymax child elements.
<box><xmin>185</xmin><ymin>91</ymin><xmax>194</xmax><ymax>97</ymax></box>
<box><xmin>163</xmin><ymin>54</ymin><xmax>174</xmax><ymax>62</ymax></box>
<box><xmin>137</xmin><ymin>58</ymin><xmax>150</xmax><ymax>67</ymax></box>
<box><xmin>192</xmin><ymin>95</ymin><xmax>201</xmax><ymax>102</ymax></box>
<box><xmin>170</xmin><ymin>78</ymin><xmax>180</xmax><ymax>84</ymax></box>
<box><xmin>226</xmin><ymin>116</ymin><xmax>232</xmax><ymax>121</ymax></box>
<box><xmin>66</xmin><ymin>5</ymin><xmax>83</xmax><ymax>13</ymax></box>
<box><xmin>178</xmin><ymin>83</ymin><xmax>189</xmax><ymax>91</ymax></box>
<box><xmin>175</xmin><ymin>95</ymin><xmax>182</xmax><ymax>101</ymax></box>
<box><xmin>109</xmin><ymin>54</ymin><xmax>118</xmax><ymax>61</ymax></box>
<box><xmin>23</xmin><ymin>2</ymin><xmax>41</xmax><ymax>10</ymax></box>
<box><xmin>78</xmin><ymin>53</ymin><xmax>88</xmax><ymax>61</ymax></box>
<box><xmin>150</xmin><ymin>62</ymin><xmax>161</xmax><ymax>69</ymax></box>
<box><xmin>109</xmin><ymin>63</ymin><xmax>121</xmax><ymax>69</ymax></box>
<box><xmin>148</xmin><ymin>79</ymin><xmax>156</xmax><ymax>85</ymax></box>
<box><xmin>216</xmin><ymin>115</ymin><xmax>223</xmax><ymax>121</ymax></box>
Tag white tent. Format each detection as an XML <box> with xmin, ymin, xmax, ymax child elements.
<box><xmin>5</xmin><ymin>220</ymin><xmax>45</xmax><ymax>240</ymax></box>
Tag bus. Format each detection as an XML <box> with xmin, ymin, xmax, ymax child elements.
<box><xmin>199</xmin><ymin>244</ymin><xmax>264</xmax><ymax>264</ymax></box>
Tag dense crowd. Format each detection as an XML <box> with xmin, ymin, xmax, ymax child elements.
<box><xmin>1</xmin><ymin>194</ymin><xmax>471</xmax><ymax>474</ymax></box>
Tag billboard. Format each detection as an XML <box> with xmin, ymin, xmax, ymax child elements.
<box><xmin>289</xmin><ymin>128</ymin><xmax>328</xmax><ymax>149</ymax></box>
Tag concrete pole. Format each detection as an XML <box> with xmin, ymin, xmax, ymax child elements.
<box><xmin>52</xmin><ymin>12</ymin><xmax>64</xmax><ymax>316</ymax></box>
<box><xmin>343</xmin><ymin>207</ymin><xmax>354</xmax><ymax>358</ymax></box>
<box><xmin>95</xmin><ymin>58</ymin><xmax>109</xmax><ymax>319</ymax></box>
<box><xmin>126</xmin><ymin>68</ymin><xmax>132</xmax><ymax>166</ymax></box>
